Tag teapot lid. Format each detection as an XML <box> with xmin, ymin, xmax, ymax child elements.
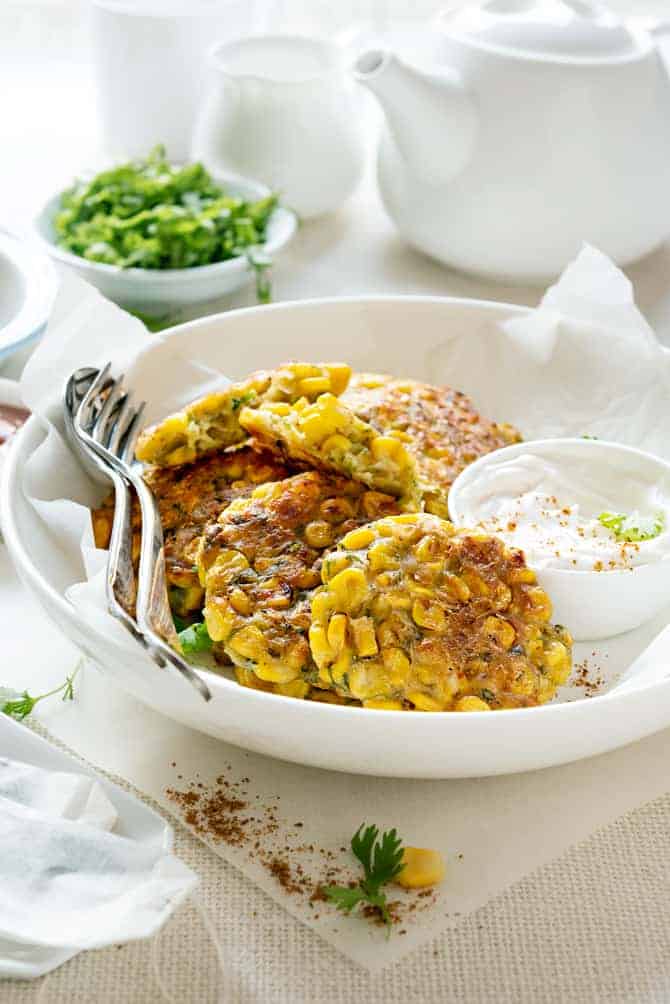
<box><xmin>439</xmin><ymin>1</ymin><xmax>646</xmax><ymax>62</ymax></box>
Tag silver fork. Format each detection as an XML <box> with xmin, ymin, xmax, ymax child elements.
<box><xmin>71</xmin><ymin>364</ymin><xmax>211</xmax><ymax>702</ymax></box>
<box><xmin>64</xmin><ymin>367</ymin><xmax>142</xmax><ymax>639</ymax></box>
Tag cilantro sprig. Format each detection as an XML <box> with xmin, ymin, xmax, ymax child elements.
<box><xmin>1</xmin><ymin>665</ymin><xmax>80</xmax><ymax>721</ymax></box>
<box><xmin>598</xmin><ymin>510</ymin><xmax>665</xmax><ymax>543</ymax></box>
<box><xmin>323</xmin><ymin>823</ymin><xmax>405</xmax><ymax>932</ymax></box>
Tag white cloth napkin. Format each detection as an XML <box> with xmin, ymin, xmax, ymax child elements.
<box><xmin>0</xmin><ymin>732</ymin><xmax>197</xmax><ymax>979</ymax></box>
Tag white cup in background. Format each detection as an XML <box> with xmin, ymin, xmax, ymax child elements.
<box><xmin>91</xmin><ymin>0</ymin><xmax>275</xmax><ymax>162</ymax></box>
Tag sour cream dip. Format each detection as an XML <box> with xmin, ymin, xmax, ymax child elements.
<box><xmin>449</xmin><ymin>439</ymin><xmax>670</xmax><ymax>641</ymax></box>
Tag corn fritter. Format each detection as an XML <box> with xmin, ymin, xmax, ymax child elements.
<box><xmin>309</xmin><ymin>513</ymin><xmax>572</xmax><ymax>711</ymax></box>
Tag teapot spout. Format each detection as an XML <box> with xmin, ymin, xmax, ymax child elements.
<box><xmin>354</xmin><ymin>49</ymin><xmax>477</xmax><ymax>186</ymax></box>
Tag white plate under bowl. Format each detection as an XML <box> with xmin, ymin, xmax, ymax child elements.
<box><xmin>0</xmin><ymin>229</ymin><xmax>57</xmax><ymax>364</ymax></box>
<box><xmin>33</xmin><ymin>174</ymin><xmax>296</xmax><ymax>317</ymax></box>
<box><xmin>3</xmin><ymin>297</ymin><xmax>670</xmax><ymax>779</ymax></box>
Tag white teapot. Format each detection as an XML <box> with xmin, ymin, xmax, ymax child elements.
<box><xmin>355</xmin><ymin>1</ymin><xmax>670</xmax><ymax>281</ymax></box>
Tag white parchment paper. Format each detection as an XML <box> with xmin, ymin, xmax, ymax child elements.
<box><xmin>9</xmin><ymin>244</ymin><xmax>670</xmax><ymax>970</ymax></box>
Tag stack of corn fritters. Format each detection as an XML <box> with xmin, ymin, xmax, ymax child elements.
<box><xmin>92</xmin><ymin>362</ymin><xmax>571</xmax><ymax>711</ymax></box>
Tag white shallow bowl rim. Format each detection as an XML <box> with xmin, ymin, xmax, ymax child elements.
<box><xmin>33</xmin><ymin>174</ymin><xmax>297</xmax><ymax>283</ymax></box>
<box><xmin>0</xmin><ymin>229</ymin><xmax>58</xmax><ymax>360</ymax></box>
<box><xmin>448</xmin><ymin>436</ymin><xmax>670</xmax><ymax>579</ymax></box>
<box><xmin>4</xmin><ymin>294</ymin><xmax>670</xmax><ymax>726</ymax></box>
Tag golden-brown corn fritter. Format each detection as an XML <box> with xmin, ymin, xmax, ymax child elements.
<box><xmin>239</xmin><ymin>393</ymin><xmax>420</xmax><ymax>507</ymax></box>
<box><xmin>309</xmin><ymin>513</ymin><xmax>572</xmax><ymax>711</ymax></box>
<box><xmin>197</xmin><ymin>470</ymin><xmax>401</xmax><ymax>685</ymax></box>
<box><xmin>92</xmin><ymin>446</ymin><xmax>290</xmax><ymax>616</ymax></box>
<box><xmin>135</xmin><ymin>361</ymin><xmax>351</xmax><ymax>467</ymax></box>
<box><xmin>342</xmin><ymin>373</ymin><xmax>521</xmax><ymax>516</ymax></box>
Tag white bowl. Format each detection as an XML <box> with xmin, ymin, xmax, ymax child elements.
<box><xmin>0</xmin><ymin>229</ymin><xmax>57</xmax><ymax>363</ymax></box>
<box><xmin>33</xmin><ymin>174</ymin><xmax>296</xmax><ymax>317</ymax></box>
<box><xmin>449</xmin><ymin>438</ymin><xmax>670</xmax><ymax>642</ymax></box>
<box><xmin>4</xmin><ymin>297</ymin><xmax>670</xmax><ymax>779</ymax></box>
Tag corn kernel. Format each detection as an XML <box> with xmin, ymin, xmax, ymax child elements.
<box><xmin>396</xmin><ymin>848</ymin><xmax>446</xmax><ymax>889</ymax></box>
<box><xmin>308</xmin><ymin>623</ymin><xmax>332</xmax><ymax>668</ymax></box>
<box><xmin>414</xmin><ymin>535</ymin><xmax>441</xmax><ymax>562</ymax></box>
<box><xmin>311</xmin><ymin>590</ymin><xmax>332</xmax><ymax>624</ymax></box>
<box><xmin>209</xmin><ymin>549</ymin><xmax>250</xmax><ymax>582</ymax></box>
<box><xmin>204</xmin><ymin>601</ymin><xmax>234</xmax><ymax>642</ymax></box>
<box><xmin>310</xmin><ymin>688</ymin><xmax>348</xmax><ymax>705</ymax></box>
<box><xmin>325</xmin><ymin>363</ymin><xmax>351</xmax><ymax>395</ymax></box>
<box><xmin>228</xmin><ymin>625</ymin><xmax>266</xmax><ymax>661</ymax></box>
<box><xmin>165</xmin><ymin>446</ymin><xmax>194</xmax><ymax>466</ymax></box>
<box><xmin>327</xmin><ymin>567</ymin><xmax>368</xmax><ymax>611</ymax></box>
<box><xmin>350</xmin><ymin>617</ymin><xmax>378</xmax><ymax>657</ymax></box>
<box><xmin>276</xmin><ymin>680</ymin><xmax>311</xmax><ymax>699</ymax></box>
<box><xmin>230</xmin><ymin>588</ymin><xmax>252</xmax><ymax>616</ymax></box>
<box><xmin>254</xmin><ymin>660</ymin><xmax>300</xmax><ymax>684</ymax></box>
<box><xmin>322</xmin><ymin>433</ymin><xmax>352</xmax><ymax>455</ymax></box>
<box><xmin>273</xmin><ymin>401</ymin><xmax>294</xmax><ymax>416</ymax></box>
<box><xmin>363</xmin><ymin>699</ymin><xmax>404</xmax><ymax>710</ymax></box>
<box><xmin>304</xmin><ymin>520</ymin><xmax>334</xmax><ymax>549</ymax></box>
<box><xmin>407</xmin><ymin>691</ymin><xmax>446</xmax><ymax>711</ymax></box>
<box><xmin>388</xmin><ymin>593</ymin><xmax>411</xmax><ymax>610</ymax></box>
<box><xmin>412</xmin><ymin>599</ymin><xmax>446</xmax><ymax>632</ymax></box>
<box><xmin>371</xmin><ymin>436</ymin><xmax>405</xmax><ymax>462</ymax></box>
<box><xmin>327</xmin><ymin>613</ymin><xmax>348</xmax><ymax>654</ymax></box>
<box><xmin>454</xmin><ymin>696</ymin><xmax>492</xmax><ymax>712</ymax></box>
<box><xmin>382</xmin><ymin>647</ymin><xmax>410</xmax><ymax>684</ymax></box>
<box><xmin>321</xmin><ymin>553</ymin><xmax>351</xmax><ymax>584</ymax></box>
<box><xmin>341</xmin><ymin>526</ymin><xmax>376</xmax><ymax>550</ymax></box>
<box><xmin>330</xmin><ymin>649</ymin><xmax>352</xmax><ymax>685</ymax></box>
<box><xmin>461</xmin><ymin>570</ymin><xmax>489</xmax><ymax>597</ymax></box>
<box><xmin>508</xmin><ymin>567</ymin><xmax>537</xmax><ymax>585</ymax></box>
<box><xmin>526</xmin><ymin>587</ymin><xmax>552</xmax><ymax>622</ymax></box>
<box><xmin>388</xmin><ymin>513</ymin><xmax>422</xmax><ymax>525</ymax></box>
<box><xmin>299</xmin><ymin>376</ymin><xmax>331</xmax><ymax>396</ymax></box>
<box><xmin>483</xmin><ymin>616</ymin><xmax>516</xmax><ymax>649</ymax></box>
<box><xmin>368</xmin><ymin>541</ymin><xmax>397</xmax><ymax>572</ymax></box>
<box><xmin>376</xmin><ymin>620</ymin><xmax>398</xmax><ymax>648</ymax></box>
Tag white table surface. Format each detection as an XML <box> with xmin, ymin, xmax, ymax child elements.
<box><xmin>3</xmin><ymin>9</ymin><xmax>670</xmax><ymax>1002</ymax></box>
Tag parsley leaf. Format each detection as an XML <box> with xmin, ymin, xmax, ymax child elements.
<box><xmin>178</xmin><ymin>621</ymin><xmax>213</xmax><ymax>656</ymax></box>
<box><xmin>1</xmin><ymin>664</ymin><xmax>80</xmax><ymax>721</ymax></box>
<box><xmin>323</xmin><ymin>823</ymin><xmax>405</xmax><ymax>933</ymax></box>
<box><xmin>598</xmin><ymin>510</ymin><xmax>665</xmax><ymax>543</ymax></box>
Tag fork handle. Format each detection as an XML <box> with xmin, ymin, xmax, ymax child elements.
<box><xmin>134</xmin><ymin>474</ymin><xmax>212</xmax><ymax>702</ymax></box>
<box><xmin>106</xmin><ymin>468</ymin><xmax>140</xmax><ymax>627</ymax></box>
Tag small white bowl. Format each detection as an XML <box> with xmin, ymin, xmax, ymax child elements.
<box><xmin>33</xmin><ymin>173</ymin><xmax>296</xmax><ymax>317</ymax></box>
<box><xmin>0</xmin><ymin>229</ymin><xmax>57</xmax><ymax>364</ymax></box>
<box><xmin>449</xmin><ymin>438</ymin><xmax>670</xmax><ymax>642</ymax></box>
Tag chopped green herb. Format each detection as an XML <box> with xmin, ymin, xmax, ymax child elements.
<box><xmin>231</xmin><ymin>392</ymin><xmax>255</xmax><ymax>412</ymax></box>
<box><xmin>323</xmin><ymin>823</ymin><xmax>405</xmax><ymax>933</ymax></box>
<box><xmin>598</xmin><ymin>510</ymin><xmax>665</xmax><ymax>543</ymax></box>
<box><xmin>128</xmin><ymin>309</ymin><xmax>175</xmax><ymax>332</ymax></box>
<box><xmin>246</xmin><ymin>249</ymin><xmax>273</xmax><ymax>304</ymax></box>
<box><xmin>54</xmin><ymin>146</ymin><xmax>278</xmax><ymax>303</ymax></box>
<box><xmin>1</xmin><ymin>664</ymin><xmax>80</xmax><ymax>721</ymax></box>
<box><xmin>178</xmin><ymin>620</ymin><xmax>213</xmax><ymax>656</ymax></box>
